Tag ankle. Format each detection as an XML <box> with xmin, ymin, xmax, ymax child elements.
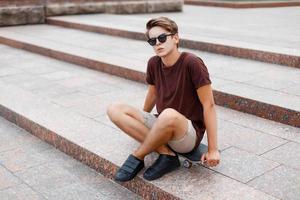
<box><xmin>157</xmin><ymin>149</ymin><xmax>176</xmax><ymax>156</ymax></box>
<box><xmin>132</xmin><ymin>152</ymin><xmax>144</xmax><ymax>161</ymax></box>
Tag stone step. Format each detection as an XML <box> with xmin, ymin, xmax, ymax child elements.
<box><xmin>184</xmin><ymin>0</ymin><xmax>300</xmax><ymax>9</ymax></box>
<box><xmin>0</xmin><ymin>25</ymin><xmax>299</xmax><ymax>127</ymax></box>
<box><xmin>1</xmin><ymin>46</ymin><xmax>300</xmax><ymax>199</ymax></box>
<box><xmin>46</xmin><ymin>5</ymin><xmax>300</xmax><ymax>68</ymax></box>
<box><xmin>0</xmin><ymin>117</ymin><xmax>142</xmax><ymax>200</ymax></box>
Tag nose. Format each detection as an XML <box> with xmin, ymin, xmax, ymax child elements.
<box><xmin>155</xmin><ymin>39</ymin><xmax>162</xmax><ymax>46</ymax></box>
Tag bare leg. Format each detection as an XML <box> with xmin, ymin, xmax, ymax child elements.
<box><xmin>133</xmin><ymin>108</ymin><xmax>189</xmax><ymax>160</ymax></box>
<box><xmin>106</xmin><ymin>102</ymin><xmax>174</xmax><ymax>156</ymax></box>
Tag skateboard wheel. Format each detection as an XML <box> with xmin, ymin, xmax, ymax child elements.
<box><xmin>183</xmin><ymin>160</ymin><xmax>192</xmax><ymax>168</ymax></box>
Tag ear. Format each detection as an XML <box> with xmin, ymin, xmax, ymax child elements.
<box><xmin>173</xmin><ymin>33</ymin><xmax>179</xmax><ymax>45</ymax></box>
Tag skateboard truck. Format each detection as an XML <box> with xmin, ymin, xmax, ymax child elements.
<box><xmin>178</xmin><ymin>143</ymin><xmax>208</xmax><ymax>168</ymax></box>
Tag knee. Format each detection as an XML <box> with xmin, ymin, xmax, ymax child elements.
<box><xmin>106</xmin><ymin>102</ymin><xmax>126</xmax><ymax>122</ymax></box>
<box><xmin>158</xmin><ymin>108</ymin><xmax>180</xmax><ymax>128</ymax></box>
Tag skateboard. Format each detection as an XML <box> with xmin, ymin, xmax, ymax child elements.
<box><xmin>178</xmin><ymin>143</ymin><xmax>208</xmax><ymax>168</ymax></box>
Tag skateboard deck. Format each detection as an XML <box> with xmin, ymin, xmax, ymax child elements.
<box><xmin>178</xmin><ymin>143</ymin><xmax>208</xmax><ymax>168</ymax></box>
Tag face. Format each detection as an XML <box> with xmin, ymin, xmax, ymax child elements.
<box><xmin>148</xmin><ymin>26</ymin><xmax>179</xmax><ymax>58</ymax></box>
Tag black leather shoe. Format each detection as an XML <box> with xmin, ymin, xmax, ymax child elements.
<box><xmin>114</xmin><ymin>154</ymin><xmax>144</xmax><ymax>182</ymax></box>
<box><xmin>143</xmin><ymin>154</ymin><xmax>180</xmax><ymax>181</ymax></box>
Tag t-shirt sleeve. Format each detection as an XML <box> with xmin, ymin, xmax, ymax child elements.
<box><xmin>146</xmin><ymin>57</ymin><xmax>155</xmax><ymax>85</ymax></box>
<box><xmin>188</xmin><ymin>56</ymin><xmax>211</xmax><ymax>89</ymax></box>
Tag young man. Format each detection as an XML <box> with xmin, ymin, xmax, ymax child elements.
<box><xmin>107</xmin><ymin>17</ymin><xmax>220</xmax><ymax>182</ymax></box>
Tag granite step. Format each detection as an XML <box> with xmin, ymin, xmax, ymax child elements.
<box><xmin>0</xmin><ymin>25</ymin><xmax>299</xmax><ymax>127</ymax></box>
<box><xmin>184</xmin><ymin>0</ymin><xmax>300</xmax><ymax>9</ymax></box>
<box><xmin>46</xmin><ymin>5</ymin><xmax>300</xmax><ymax>68</ymax></box>
<box><xmin>0</xmin><ymin>117</ymin><xmax>142</xmax><ymax>200</ymax></box>
<box><xmin>1</xmin><ymin>45</ymin><xmax>300</xmax><ymax>199</ymax></box>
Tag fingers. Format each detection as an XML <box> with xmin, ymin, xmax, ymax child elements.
<box><xmin>201</xmin><ymin>152</ymin><xmax>221</xmax><ymax>167</ymax></box>
<box><xmin>206</xmin><ymin>159</ymin><xmax>220</xmax><ymax>167</ymax></box>
<box><xmin>208</xmin><ymin>161</ymin><xmax>217</xmax><ymax>167</ymax></box>
<box><xmin>201</xmin><ymin>154</ymin><xmax>206</xmax><ymax>164</ymax></box>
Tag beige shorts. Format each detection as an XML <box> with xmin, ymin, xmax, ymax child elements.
<box><xmin>141</xmin><ymin>111</ymin><xmax>197</xmax><ymax>153</ymax></box>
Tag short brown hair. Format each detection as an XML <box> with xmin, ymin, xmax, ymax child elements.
<box><xmin>145</xmin><ymin>17</ymin><xmax>178</xmax><ymax>39</ymax></box>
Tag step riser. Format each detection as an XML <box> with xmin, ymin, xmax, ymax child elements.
<box><xmin>0</xmin><ymin>104</ymin><xmax>180</xmax><ymax>200</ymax></box>
<box><xmin>0</xmin><ymin>37</ymin><xmax>299</xmax><ymax>128</ymax></box>
<box><xmin>214</xmin><ymin>91</ymin><xmax>300</xmax><ymax>128</ymax></box>
<box><xmin>184</xmin><ymin>0</ymin><xmax>300</xmax><ymax>9</ymax></box>
<box><xmin>0</xmin><ymin>6</ymin><xmax>45</xmax><ymax>26</ymax></box>
<box><xmin>47</xmin><ymin>18</ymin><xmax>300</xmax><ymax>68</ymax></box>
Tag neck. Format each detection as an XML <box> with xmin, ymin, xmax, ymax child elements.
<box><xmin>161</xmin><ymin>49</ymin><xmax>181</xmax><ymax>67</ymax></box>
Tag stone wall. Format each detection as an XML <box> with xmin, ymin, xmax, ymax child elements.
<box><xmin>0</xmin><ymin>0</ymin><xmax>183</xmax><ymax>26</ymax></box>
<box><xmin>0</xmin><ymin>0</ymin><xmax>45</xmax><ymax>26</ymax></box>
<box><xmin>46</xmin><ymin>0</ymin><xmax>183</xmax><ymax>16</ymax></box>
<box><xmin>0</xmin><ymin>6</ymin><xmax>45</xmax><ymax>26</ymax></box>
<box><xmin>0</xmin><ymin>0</ymin><xmax>44</xmax><ymax>6</ymax></box>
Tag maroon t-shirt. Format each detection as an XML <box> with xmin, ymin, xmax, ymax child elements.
<box><xmin>146</xmin><ymin>52</ymin><xmax>211</xmax><ymax>150</ymax></box>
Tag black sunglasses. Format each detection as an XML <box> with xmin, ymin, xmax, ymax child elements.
<box><xmin>147</xmin><ymin>33</ymin><xmax>175</xmax><ymax>46</ymax></box>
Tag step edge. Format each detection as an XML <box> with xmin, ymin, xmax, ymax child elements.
<box><xmin>184</xmin><ymin>0</ymin><xmax>300</xmax><ymax>8</ymax></box>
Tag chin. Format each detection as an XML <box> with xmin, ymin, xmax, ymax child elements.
<box><xmin>156</xmin><ymin>50</ymin><xmax>169</xmax><ymax>58</ymax></box>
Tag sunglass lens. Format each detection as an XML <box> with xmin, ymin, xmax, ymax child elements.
<box><xmin>158</xmin><ymin>34</ymin><xmax>167</xmax><ymax>43</ymax></box>
<box><xmin>148</xmin><ymin>38</ymin><xmax>156</xmax><ymax>46</ymax></box>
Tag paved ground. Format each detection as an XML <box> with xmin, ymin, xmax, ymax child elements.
<box><xmin>0</xmin><ymin>117</ymin><xmax>142</xmax><ymax>200</ymax></box>
<box><xmin>0</xmin><ymin>4</ymin><xmax>300</xmax><ymax>199</ymax></box>
<box><xmin>0</xmin><ymin>45</ymin><xmax>299</xmax><ymax>199</ymax></box>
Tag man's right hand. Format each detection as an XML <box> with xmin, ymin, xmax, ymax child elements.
<box><xmin>201</xmin><ymin>150</ymin><xmax>220</xmax><ymax>167</ymax></box>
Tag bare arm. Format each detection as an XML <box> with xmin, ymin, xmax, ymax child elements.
<box><xmin>197</xmin><ymin>84</ymin><xmax>220</xmax><ymax>167</ymax></box>
<box><xmin>143</xmin><ymin>85</ymin><xmax>157</xmax><ymax>112</ymax></box>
